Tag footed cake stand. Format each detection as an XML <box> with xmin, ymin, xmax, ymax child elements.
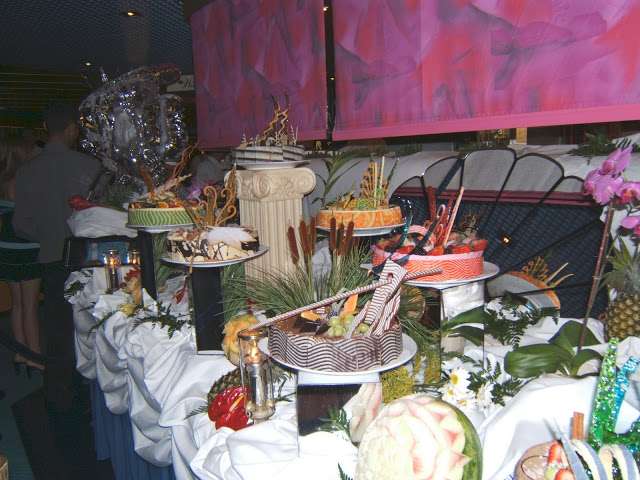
<box><xmin>162</xmin><ymin>247</ymin><xmax>268</xmax><ymax>353</ymax></box>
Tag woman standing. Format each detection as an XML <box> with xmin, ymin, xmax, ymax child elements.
<box><xmin>0</xmin><ymin>134</ymin><xmax>43</xmax><ymax>376</ymax></box>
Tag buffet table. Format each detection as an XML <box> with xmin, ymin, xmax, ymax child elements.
<box><xmin>68</xmin><ymin>142</ymin><xmax>640</xmax><ymax>479</ymax></box>
<box><xmin>69</xmin><ymin>267</ymin><xmax>640</xmax><ymax>480</ymax></box>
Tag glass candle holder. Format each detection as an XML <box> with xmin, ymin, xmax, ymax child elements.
<box><xmin>238</xmin><ymin>328</ymin><xmax>275</xmax><ymax>423</ymax></box>
<box><xmin>127</xmin><ymin>249</ymin><xmax>140</xmax><ymax>265</ymax></box>
<box><xmin>104</xmin><ymin>249</ymin><xmax>122</xmax><ymax>292</ymax></box>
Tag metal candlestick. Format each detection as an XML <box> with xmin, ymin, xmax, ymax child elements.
<box><xmin>103</xmin><ymin>249</ymin><xmax>122</xmax><ymax>292</ymax></box>
<box><xmin>238</xmin><ymin>328</ymin><xmax>275</xmax><ymax>423</ymax></box>
<box><xmin>127</xmin><ymin>249</ymin><xmax>140</xmax><ymax>265</ymax></box>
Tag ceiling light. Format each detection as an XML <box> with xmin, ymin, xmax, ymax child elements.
<box><xmin>121</xmin><ymin>10</ymin><xmax>142</xmax><ymax>17</ymax></box>
<box><xmin>84</xmin><ymin>62</ymin><xmax>93</xmax><ymax>67</ymax></box>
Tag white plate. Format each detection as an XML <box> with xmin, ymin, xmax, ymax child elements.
<box><xmin>405</xmin><ymin>261</ymin><xmax>500</xmax><ymax>289</ymax></box>
<box><xmin>487</xmin><ymin>272</ymin><xmax>561</xmax><ymax>309</ymax></box>
<box><xmin>126</xmin><ymin>223</ymin><xmax>193</xmax><ymax>233</ymax></box>
<box><xmin>235</xmin><ymin>160</ymin><xmax>309</xmax><ymax>170</ymax></box>
<box><xmin>162</xmin><ymin>246</ymin><xmax>269</xmax><ymax>268</ymax></box>
<box><xmin>317</xmin><ymin>219</ymin><xmax>407</xmax><ymax>237</ymax></box>
<box><xmin>258</xmin><ymin>334</ymin><xmax>417</xmax><ymax>376</ymax></box>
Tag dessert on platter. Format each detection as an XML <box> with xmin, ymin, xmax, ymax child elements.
<box><xmin>128</xmin><ymin>146</ymin><xmax>197</xmax><ymax>227</ymax></box>
<box><xmin>372</xmin><ymin>224</ymin><xmax>486</xmax><ymax>282</ymax></box>
<box><xmin>261</xmin><ymin>262</ymin><xmax>435</xmax><ymax>372</ymax></box>
<box><xmin>372</xmin><ymin>187</ymin><xmax>487</xmax><ymax>282</ymax></box>
<box><xmin>163</xmin><ymin>178</ymin><xmax>261</xmax><ymax>263</ymax></box>
<box><xmin>232</xmin><ymin>92</ymin><xmax>304</xmax><ymax>164</ymax></box>
<box><xmin>166</xmin><ymin>225</ymin><xmax>259</xmax><ymax>262</ymax></box>
<box><xmin>316</xmin><ymin>157</ymin><xmax>403</xmax><ymax>229</ymax></box>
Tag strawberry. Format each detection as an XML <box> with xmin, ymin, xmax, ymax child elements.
<box><xmin>554</xmin><ymin>469</ymin><xmax>575</xmax><ymax>480</ymax></box>
<box><xmin>396</xmin><ymin>246</ymin><xmax>414</xmax><ymax>255</ymax></box>
<box><xmin>450</xmin><ymin>244</ymin><xmax>472</xmax><ymax>254</ymax></box>
<box><xmin>472</xmin><ymin>238</ymin><xmax>487</xmax><ymax>251</ymax></box>
<box><xmin>547</xmin><ymin>442</ymin><xmax>564</xmax><ymax>464</ymax></box>
<box><xmin>427</xmin><ymin>246</ymin><xmax>445</xmax><ymax>256</ymax></box>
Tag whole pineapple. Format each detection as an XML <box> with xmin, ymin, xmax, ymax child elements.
<box><xmin>603</xmin><ymin>242</ymin><xmax>640</xmax><ymax>341</ymax></box>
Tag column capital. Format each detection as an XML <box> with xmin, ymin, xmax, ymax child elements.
<box><xmin>235</xmin><ymin>167</ymin><xmax>316</xmax><ymax>202</ymax></box>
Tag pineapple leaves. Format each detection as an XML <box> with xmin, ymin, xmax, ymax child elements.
<box><xmin>505</xmin><ymin>321</ymin><xmax>603</xmax><ymax>378</ymax></box>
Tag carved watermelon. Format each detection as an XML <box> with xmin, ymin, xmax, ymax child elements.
<box><xmin>355</xmin><ymin>394</ymin><xmax>482</xmax><ymax>480</ymax></box>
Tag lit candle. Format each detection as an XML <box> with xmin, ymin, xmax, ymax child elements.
<box><xmin>104</xmin><ymin>249</ymin><xmax>122</xmax><ymax>292</ymax></box>
<box><xmin>238</xmin><ymin>328</ymin><xmax>275</xmax><ymax>423</ymax></box>
<box><xmin>127</xmin><ymin>249</ymin><xmax>140</xmax><ymax>265</ymax></box>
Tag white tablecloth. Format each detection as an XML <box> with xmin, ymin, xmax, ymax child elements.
<box><xmin>71</xmin><ymin>269</ymin><xmax>640</xmax><ymax>480</ymax></box>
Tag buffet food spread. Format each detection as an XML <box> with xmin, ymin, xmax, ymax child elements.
<box><xmin>67</xmin><ymin>145</ymin><xmax>640</xmax><ymax>480</ymax></box>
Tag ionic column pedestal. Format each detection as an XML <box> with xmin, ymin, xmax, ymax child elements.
<box><xmin>235</xmin><ymin>167</ymin><xmax>316</xmax><ymax>278</ymax></box>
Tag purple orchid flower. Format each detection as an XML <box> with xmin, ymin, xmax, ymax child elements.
<box><xmin>621</xmin><ymin>215</ymin><xmax>640</xmax><ymax>238</ymax></box>
<box><xmin>187</xmin><ymin>181</ymin><xmax>204</xmax><ymax>201</ymax></box>
<box><xmin>616</xmin><ymin>181</ymin><xmax>640</xmax><ymax>204</ymax></box>
<box><xmin>584</xmin><ymin>170</ymin><xmax>624</xmax><ymax>205</ymax></box>
<box><xmin>598</xmin><ymin>146</ymin><xmax>632</xmax><ymax>176</ymax></box>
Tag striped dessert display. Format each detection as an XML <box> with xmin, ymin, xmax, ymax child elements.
<box><xmin>372</xmin><ymin>246</ymin><xmax>484</xmax><ymax>282</ymax></box>
<box><xmin>127</xmin><ymin>206</ymin><xmax>192</xmax><ymax>227</ymax></box>
<box><xmin>259</xmin><ymin>262</ymin><xmax>441</xmax><ymax>373</ymax></box>
<box><xmin>232</xmin><ymin>145</ymin><xmax>304</xmax><ymax>163</ymax></box>
<box><xmin>268</xmin><ymin>319</ymin><xmax>403</xmax><ymax>372</ymax></box>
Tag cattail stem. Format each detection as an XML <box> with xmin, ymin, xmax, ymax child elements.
<box><xmin>287</xmin><ymin>226</ymin><xmax>299</xmax><ymax>264</ymax></box>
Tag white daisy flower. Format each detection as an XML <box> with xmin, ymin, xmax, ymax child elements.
<box><xmin>476</xmin><ymin>382</ymin><xmax>494</xmax><ymax>413</ymax></box>
<box><xmin>453</xmin><ymin>391</ymin><xmax>478</xmax><ymax>416</ymax></box>
<box><xmin>448</xmin><ymin>367</ymin><xmax>471</xmax><ymax>393</ymax></box>
<box><xmin>442</xmin><ymin>357</ymin><xmax>466</xmax><ymax>374</ymax></box>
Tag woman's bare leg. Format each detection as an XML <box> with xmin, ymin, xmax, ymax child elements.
<box><xmin>21</xmin><ymin>278</ymin><xmax>43</xmax><ymax>369</ymax></box>
<box><xmin>8</xmin><ymin>281</ymin><xmax>26</xmax><ymax>363</ymax></box>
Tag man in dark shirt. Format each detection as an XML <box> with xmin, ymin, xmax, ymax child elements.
<box><xmin>13</xmin><ymin>100</ymin><xmax>101</xmax><ymax>411</ymax></box>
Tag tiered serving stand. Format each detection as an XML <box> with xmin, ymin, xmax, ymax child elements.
<box><xmin>128</xmin><ymin>223</ymin><xmax>268</xmax><ymax>353</ymax></box>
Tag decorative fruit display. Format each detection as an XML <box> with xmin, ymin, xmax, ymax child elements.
<box><xmin>602</xmin><ymin>242</ymin><xmax>640</xmax><ymax>341</ymax></box>
<box><xmin>355</xmin><ymin>394</ymin><xmax>482</xmax><ymax>480</ymax></box>
<box><xmin>221</xmin><ymin>314</ymin><xmax>259</xmax><ymax>365</ymax></box>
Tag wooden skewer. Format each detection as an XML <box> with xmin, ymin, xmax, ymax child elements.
<box><xmin>571</xmin><ymin>412</ymin><xmax>585</xmax><ymax>440</ymax></box>
<box><xmin>442</xmin><ymin>187</ymin><xmax>464</xmax><ymax>245</ymax></box>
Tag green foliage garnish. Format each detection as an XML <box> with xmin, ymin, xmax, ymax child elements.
<box><xmin>505</xmin><ymin>320</ymin><xmax>602</xmax><ymax>378</ymax></box>
<box><xmin>317</xmin><ymin>406</ymin><xmax>352</xmax><ymax>442</ymax></box>
<box><xmin>103</xmin><ymin>183</ymin><xmax>137</xmax><ymax>211</ymax></box>
<box><xmin>569</xmin><ymin>130</ymin><xmax>640</xmax><ymax>159</ymax></box>
<box><xmin>484</xmin><ymin>293</ymin><xmax>559</xmax><ymax>347</ymax></box>
<box><xmin>90</xmin><ymin>310</ymin><xmax>117</xmax><ymax>333</ymax></box>
<box><xmin>338</xmin><ymin>464</ymin><xmax>354</xmax><ymax>480</ymax></box>
<box><xmin>468</xmin><ymin>357</ymin><xmax>524</xmax><ymax>406</ymax></box>
<box><xmin>131</xmin><ymin>303</ymin><xmax>192</xmax><ymax>338</ymax></box>
<box><xmin>458</xmin><ymin>139</ymin><xmax>510</xmax><ymax>155</ymax></box>
<box><xmin>395</xmin><ymin>143</ymin><xmax>422</xmax><ymax>157</ymax></box>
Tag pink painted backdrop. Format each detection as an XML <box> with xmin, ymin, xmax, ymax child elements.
<box><xmin>191</xmin><ymin>0</ymin><xmax>327</xmax><ymax>149</ymax></box>
<box><xmin>333</xmin><ymin>0</ymin><xmax>640</xmax><ymax>140</ymax></box>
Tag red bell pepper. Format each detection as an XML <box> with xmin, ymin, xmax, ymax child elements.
<box><xmin>208</xmin><ymin>386</ymin><xmax>251</xmax><ymax>431</ymax></box>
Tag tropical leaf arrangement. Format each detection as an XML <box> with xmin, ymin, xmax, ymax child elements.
<box><xmin>569</xmin><ymin>129</ymin><xmax>640</xmax><ymax>159</ymax></box>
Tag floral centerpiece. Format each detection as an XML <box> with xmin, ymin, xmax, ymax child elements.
<box><xmin>582</xmin><ymin>146</ymin><xmax>640</xmax><ymax>341</ymax></box>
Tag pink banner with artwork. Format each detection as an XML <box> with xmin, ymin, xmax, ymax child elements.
<box><xmin>332</xmin><ymin>0</ymin><xmax>640</xmax><ymax>140</ymax></box>
<box><xmin>191</xmin><ymin>0</ymin><xmax>327</xmax><ymax>149</ymax></box>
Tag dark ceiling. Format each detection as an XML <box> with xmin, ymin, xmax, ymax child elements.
<box><xmin>0</xmin><ymin>0</ymin><xmax>194</xmax><ymax>127</ymax></box>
